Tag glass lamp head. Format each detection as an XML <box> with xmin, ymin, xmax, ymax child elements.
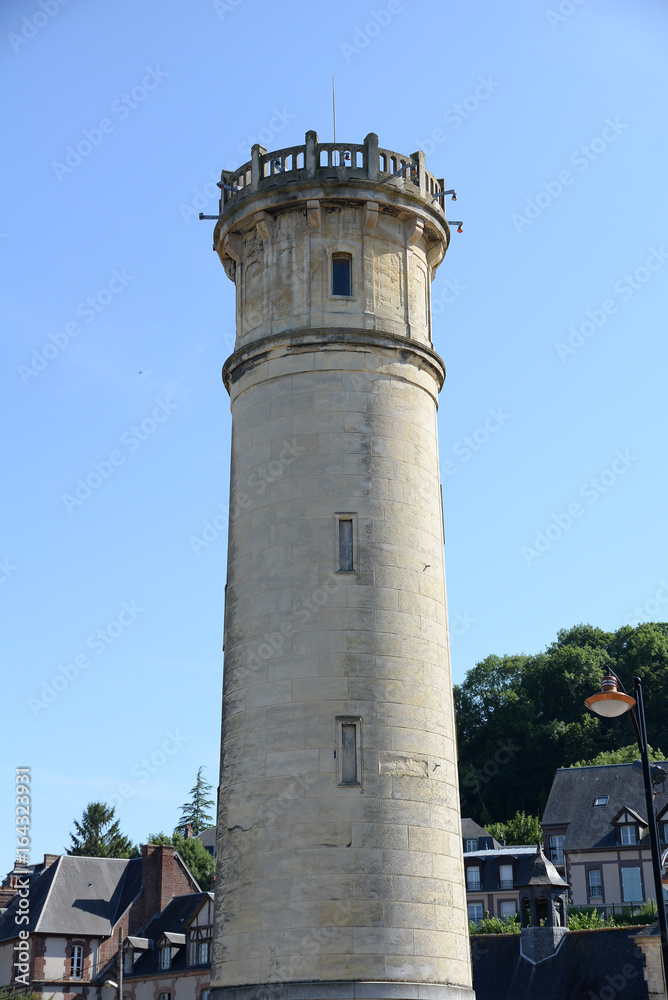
<box><xmin>585</xmin><ymin>672</ymin><xmax>636</xmax><ymax>718</ymax></box>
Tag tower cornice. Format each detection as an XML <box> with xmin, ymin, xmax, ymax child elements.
<box><xmin>222</xmin><ymin>328</ymin><xmax>447</xmax><ymax>399</ymax></box>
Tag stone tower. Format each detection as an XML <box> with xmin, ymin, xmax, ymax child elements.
<box><xmin>209</xmin><ymin>131</ymin><xmax>475</xmax><ymax>1000</ymax></box>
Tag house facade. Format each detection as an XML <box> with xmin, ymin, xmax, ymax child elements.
<box><xmin>464</xmin><ymin>845</ymin><xmax>543</xmax><ymax>923</ymax></box>
<box><xmin>122</xmin><ymin>892</ymin><xmax>213</xmax><ymax>1000</ymax></box>
<box><xmin>542</xmin><ymin>762</ymin><xmax>668</xmax><ymax>913</ymax></box>
<box><xmin>0</xmin><ymin>845</ymin><xmax>200</xmax><ymax>998</ymax></box>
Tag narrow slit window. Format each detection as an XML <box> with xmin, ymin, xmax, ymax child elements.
<box><xmin>332</xmin><ymin>254</ymin><xmax>352</xmax><ymax>296</ymax></box>
<box><xmin>337</xmin><ymin>716</ymin><xmax>361</xmax><ymax>786</ymax></box>
<box><xmin>339</xmin><ymin>518</ymin><xmax>353</xmax><ymax>571</ymax></box>
<box><xmin>341</xmin><ymin>725</ymin><xmax>357</xmax><ymax>783</ymax></box>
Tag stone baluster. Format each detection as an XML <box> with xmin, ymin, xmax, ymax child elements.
<box><xmin>251</xmin><ymin>144</ymin><xmax>266</xmax><ymax>190</ymax></box>
<box><xmin>305</xmin><ymin>130</ymin><xmax>318</xmax><ymax>179</ymax></box>
<box><xmin>365</xmin><ymin>132</ymin><xmax>379</xmax><ymax>181</ymax></box>
<box><xmin>412</xmin><ymin>148</ymin><xmax>427</xmax><ymax>197</ymax></box>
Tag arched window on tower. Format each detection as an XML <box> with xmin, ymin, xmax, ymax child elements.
<box><xmin>332</xmin><ymin>253</ymin><xmax>352</xmax><ymax>297</ymax></box>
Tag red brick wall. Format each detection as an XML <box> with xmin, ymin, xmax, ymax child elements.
<box><xmin>136</xmin><ymin>846</ymin><xmax>197</xmax><ymax>932</ymax></box>
<box><xmin>99</xmin><ymin>929</ymin><xmax>122</xmax><ymax>969</ymax></box>
<box><xmin>99</xmin><ymin>845</ymin><xmax>198</xmax><ymax>973</ymax></box>
<box><xmin>31</xmin><ymin>934</ymin><xmax>47</xmax><ymax>982</ymax></box>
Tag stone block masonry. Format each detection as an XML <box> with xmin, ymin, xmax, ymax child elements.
<box><xmin>209</xmin><ymin>131</ymin><xmax>475</xmax><ymax>1000</ymax></box>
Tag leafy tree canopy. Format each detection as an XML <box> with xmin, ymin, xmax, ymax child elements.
<box><xmin>146</xmin><ymin>831</ymin><xmax>215</xmax><ymax>890</ymax></box>
<box><xmin>68</xmin><ymin>802</ymin><xmax>138</xmax><ymax>858</ymax></box>
<box><xmin>487</xmin><ymin>810</ymin><xmax>542</xmax><ymax>847</ymax></box>
<box><xmin>570</xmin><ymin>743</ymin><xmax>666</xmax><ymax>767</ymax></box>
<box><xmin>456</xmin><ymin>622</ymin><xmax>668</xmax><ymax>825</ymax></box>
<box><xmin>176</xmin><ymin>766</ymin><xmax>215</xmax><ymax>836</ymax></box>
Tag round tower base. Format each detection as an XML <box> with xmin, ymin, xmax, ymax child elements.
<box><xmin>210</xmin><ymin>982</ymin><xmax>475</xmax><ymax>1000</ymax></box>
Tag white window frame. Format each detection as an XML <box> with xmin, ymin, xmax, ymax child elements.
<box><xmin>588</xmin><ymin>869</ymin><xmax>603</xmax><ymax>898</ymax></box>
<box><xmin>468</xmin><ymin>902</ymin><xmax>483</xmax><ymax>923</ymax></box>
<box><xmin>549</xmin><ymin>834</ymin><xmax>564</xmax><ymax>864</ymax></box>
<box><xmin>198</xmin><ymin>940</ymin><xmax>210</xmax><ymax>964</ymax></box>
<box><xmin>499</xmin><ymin>900</ymin><xmax>517</xmax><ymax>920</ymax></box>
<box><xmin>70</xmin><ymin>944</ymin><xmax>83</xmax><ymax>979</ymax></box>
<box><xmin>466</xmin><ymin>865</ymin><xmax>481</xmax><ymax>890</ymax></box>
<box><xmin>498</xmin><ymin>863</ymin><xmax>514</xmax><ymax>889</ymax></box>
<box><xmin>464</xmin><ymin>838</ymin><xmax>477</xmax><ymax>853</ymax></box>
<box><xmin>620</xmin><ymin>824</ymin><xmax>637</xmax><ymax>845</ymax></box>
<box><xmin>159</xmin><ymin>947</ymin><xmax>171</xmax><ymax>970</ymax></box>
<box><xmin>621</xmin><ymin>866</ymin><xmax>643</xmax><ymax>902</ymax></box>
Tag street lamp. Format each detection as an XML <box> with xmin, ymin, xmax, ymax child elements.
<box><xmin>585</xmin><ymin>670</ymin><xmax>668</xmax><ymax>984</ymax></box>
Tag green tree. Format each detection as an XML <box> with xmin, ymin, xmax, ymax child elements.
<box><xmin>1</xmin><ymin>988</ymin><xmax>49</xmax><ymax>1000</ymax></box>
<box><xmin>176</xmin><ymin>766</ymin><xmax>215</xmax><ymax>836</ymax></box>
<box><xmin>487</xmin><ymin>810</ymin><xmax>542</xmax><ymax>846</ymax></box>
<box><xmin>455</xmin><ymin>622</ymin><xmax>668</xmax><ymax>824</ymax></box>
<box><xmin>570</xmin><ymin>743</ymin><xmax>666</xmax><ymax>767</ymax></box>
<box><xmin>146</xmin><ymin>831</ymin><xmax>216</xmax><ymax>890</ymax></box>
<box><xmin>469</xmin><ymin>913</ymin><xmax>520</xmax><ymax>934</ymax></box>
<box><xmin>68</xmin><ymin>802</ymin><xmax>138</xmax><ymax>858</ymax></box>
<box><xmin>145</xmin><ymin>831</ymin><xmax>173</xmax><ymax>845</ymax></box>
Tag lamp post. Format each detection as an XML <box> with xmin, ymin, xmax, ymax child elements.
<box><xmin>585</xmin><ymin>670</ymin><xmax>668</xmax><ymax>984</ymax></box>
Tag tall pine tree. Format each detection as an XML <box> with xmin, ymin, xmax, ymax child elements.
<box><xmin>68</xmin><ymin>802</ymin><xmax>137</xmax><ymax>858</ymax></box>
<box><xmin>176</xmin><ymin>766</ymin><xmax>215</xmax><ymax>836</ymax></box>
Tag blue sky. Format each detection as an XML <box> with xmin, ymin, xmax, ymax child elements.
<box><xmin>2</xmin><ymin>0</ymin><xmax>667</xmax><ymax>863</ymax></box>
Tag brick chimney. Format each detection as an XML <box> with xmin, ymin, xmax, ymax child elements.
<box><xmin>0</xmin><ymin>876</ymin><xmax>19</xmax><ymax>909</ymax></box>
<box><xmin>140</xmin><ymin>844</ymin><xmax>198</xmax><ymax>929</ymax></box>
<box><xmin>43</xmin><ymin>854</ymin><xmax>59</xmax><ymax>869</ymax></box>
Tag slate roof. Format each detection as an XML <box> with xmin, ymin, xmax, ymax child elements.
<box><xmin>471</xmin><ymin>927</ymin><xmax>649</xmax><ymax>1000</ymax></box>
<box><xmin>516</xmin><ymin>845</ymin><xmax>568</xmax><ymax>888</ymax></box>
<box><xmin>462</xmin><ymin>818</ymin><xmax>494</xmax><ymax>840</ymax></box>
<box><xmin>126</xmin><ymin>892</ymin><xmax>213</xmax><ymax>977</ymax></box>
<box><xmin>464</xmin><ymin>846</ymin><xmax>537</xmax><ymax>859</ymax></box>
<box><xmin>196</xmin><ymin>827</ymin><xmax>216</xmax><ymax>853</ymax></box>
<box><xmin>464</xmin><ymin>846</ymin><xmax>567</xmax><ymax>893</ymax></box>
<box><xmin>542</xmin><ymin>763</ymin><xmax>668</xmax><ymax>851</ymax></box>
<box><xmin>0</xmin><ymin>855</ymin><xmax>142</xmax><ymax>942</ymax></box>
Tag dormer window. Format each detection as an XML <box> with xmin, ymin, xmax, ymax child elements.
<box><xmin>465</xmin><ymin>838</ymin><xmax>477</xmax><ymax>853</ymax></box>
<box><xmin>593</xmin><ymin>796</ymin><xmax>608</xmax><ymax>806</ymax></box>
<box><xmin>159</xmin><ymin>947</ymin><xmax>171</xmax><ymax>970</ymax></box>
<box><xmin>498</xmin><ymin>863</ymin><xmax>513</xmax><ymax>890</ymax></box>
<box><xmin>122</xmin><ymin>936</ymin><xmax>149</xmax><ymax>973</ymax></box>
<box><xmin>198</xmin><ymin>941</ymin><xmax>210</xmax><ymax>964</ymax></box>
<box><xmin>466</xmin><ymin>865</ymin><xmax>481</xmax><ymax>891</ymax></box>
<box><xmin>612</xmin><ymin>807</ymin><xmax>643</xmax><ymax>847</ymax></box>
<box><xmin>549</xmin><ymin>835</ymin><xmax>564</xmax><ymax>865</ymax></box>
<box><xmin>620</xmin><ymin>824</ymin><xmax>637</xmax><ymax>845</ymax></box>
